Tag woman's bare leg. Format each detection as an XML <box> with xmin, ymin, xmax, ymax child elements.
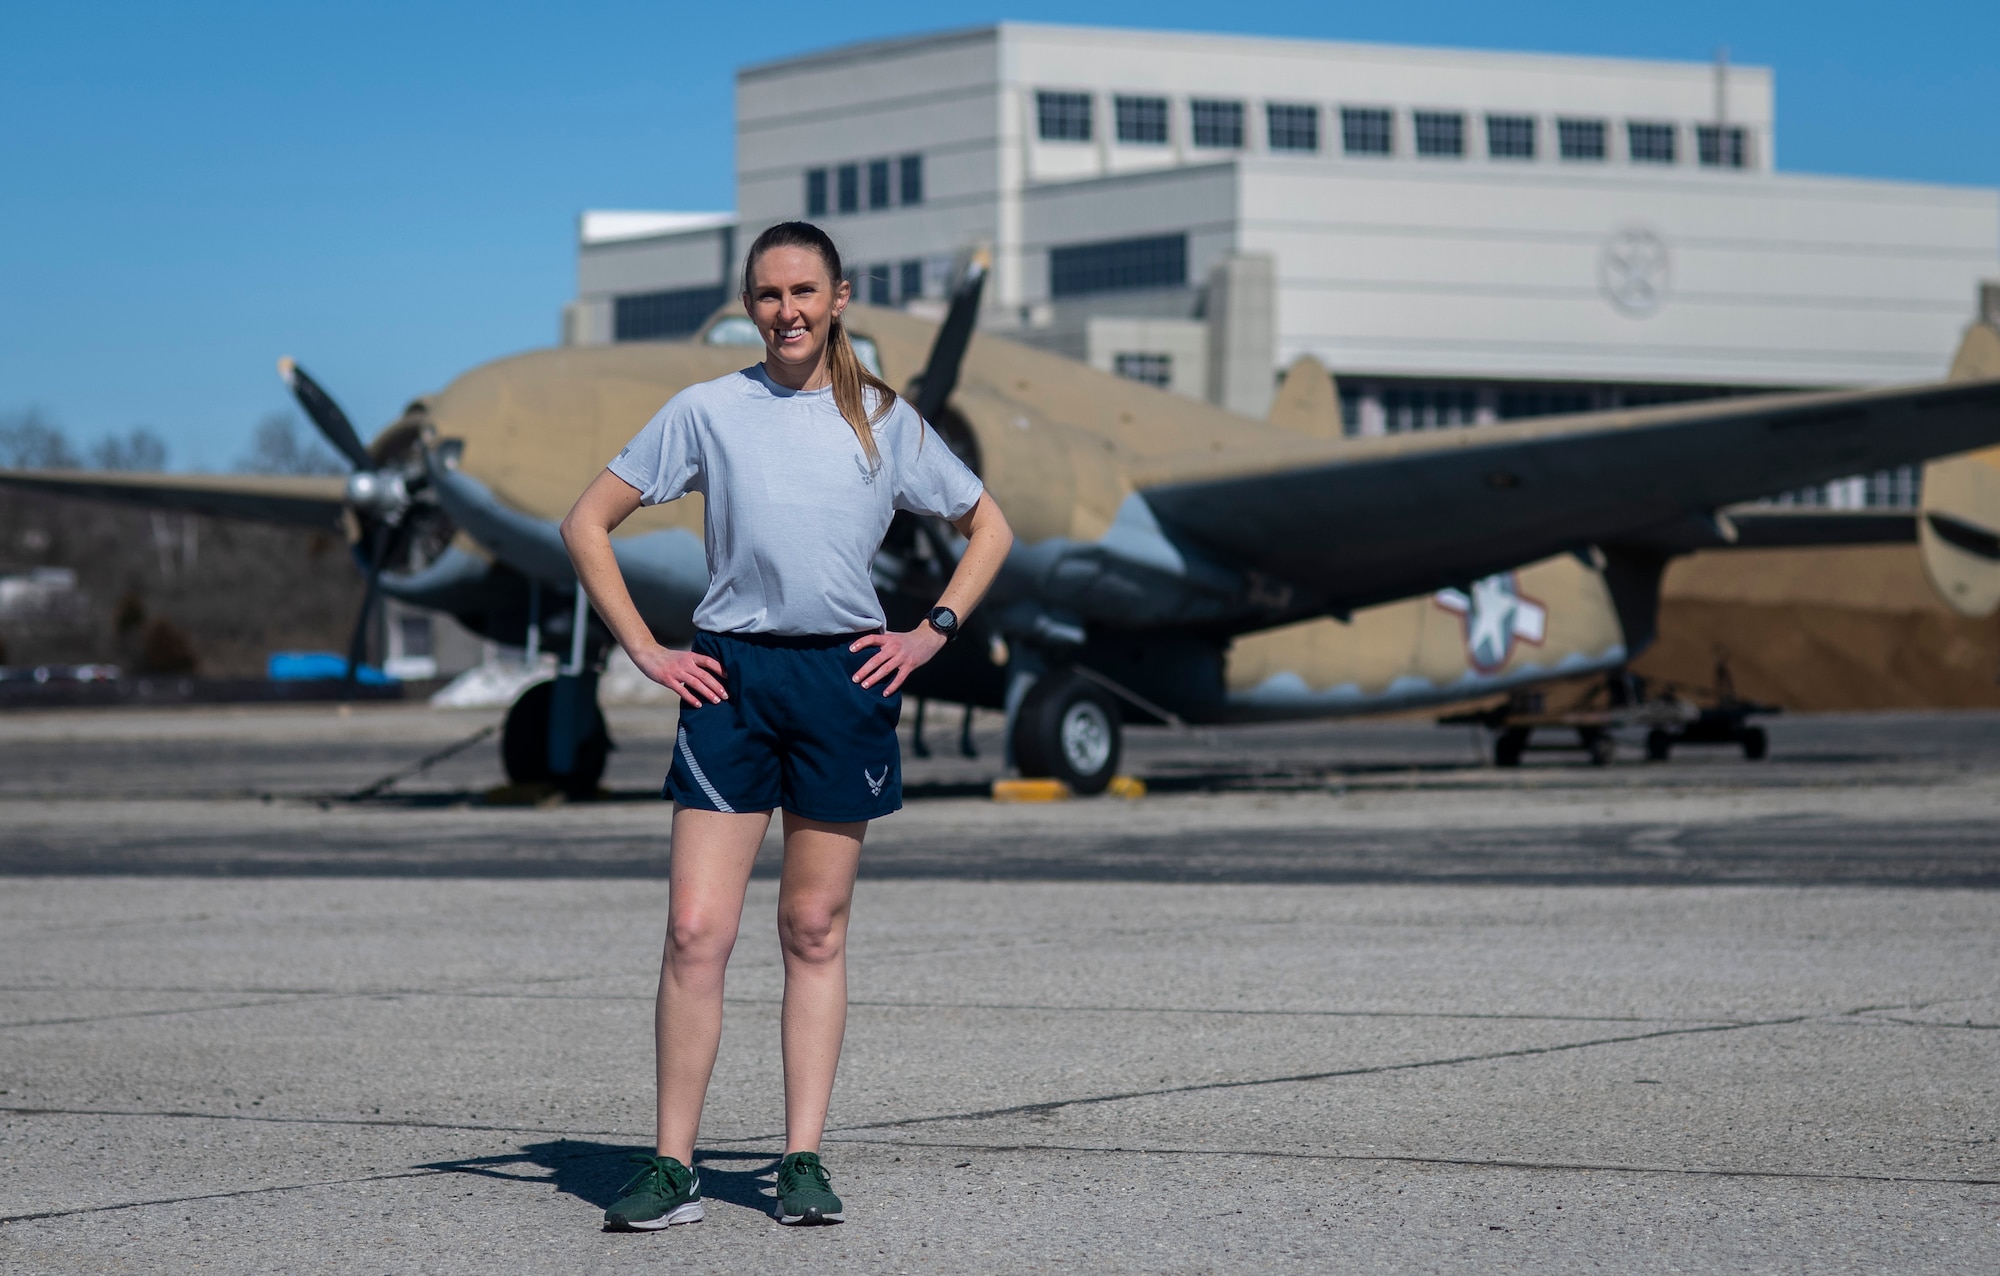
<box><xmin>656</xmin><ymin>805</ymin><xmax>770</xmax><ymax>1162</ymax></box>
<box><xmin>776</xmin><ymin>813</ymin><xmax>865</xmax><ymax>1153</ymax></box>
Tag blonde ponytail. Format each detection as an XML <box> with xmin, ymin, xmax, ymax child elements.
<box><xmin>827</xmin><ymin>317</ymin><xmax>896</xmax><ymax>467</ymax></box>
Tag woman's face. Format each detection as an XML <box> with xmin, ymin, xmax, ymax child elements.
<box><xmin>744</xmin><ymin>245</ymin><xmax>848</xmax><ymax>376</ymax></box>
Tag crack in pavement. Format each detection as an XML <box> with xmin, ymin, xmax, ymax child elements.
<box><xmin>0</xmin><ymin>996</ymin><xmax>327</xmax><ymax>1032</ymax></box>
<box><xmin>826</xmin><ymin>1136</ymin><xmax>2000</xmax><ymax>1187</ymax></box>
<box><xmin>0</xmin><ymin>1104</ymin><xmax>628</xmax><ymax>1140</ymax></box>
<box><xmin>0</xmin><ymin>986</ymin><xmax>1766</xmax><ymax>1027</ymax></box>
<box><xmin>9</xmin><ymin>1127</ymin><xmax>1995</xmax><ymax>1227</ymax></box>
<box><xmin>0</xmin><ymin>973</ymin><xmax>609</xmax><ymax>1030</ymax></box>
<box><xmin>794</xmin><ymin>1013</ymin><xmax>1831</xmax><ymax>1137</ymax></box>
<box><xmin>0</xmin><ymin>1169</ymin><xmax>444</xmax><ymax>1225</ymax></box>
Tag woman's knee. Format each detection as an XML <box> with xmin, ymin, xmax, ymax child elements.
<box><xmin>777</xmin><ymin>901</ymin><xmax>846</xmax><ymax>965</ymax></box>
<box><xmin>666</xmin><ymin>909</ymin><xmax>739</xmax><ymax>968</ymax></box>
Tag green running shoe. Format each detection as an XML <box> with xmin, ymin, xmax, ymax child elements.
<box><xmin>775</xmin><ymin>1150</ymin><xmax>844</xmax><ymax>1225</ymax></box>
<box><xmin>603</xmin><ymin>1153</ymin><xmax>703</xmax><ymax>1230</ymax></box>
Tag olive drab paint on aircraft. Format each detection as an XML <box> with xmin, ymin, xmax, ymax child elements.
<box><xmin>1918</xmin><ymin>319</ymin><xmax>2000</xmax><ymax>617</ymax></box>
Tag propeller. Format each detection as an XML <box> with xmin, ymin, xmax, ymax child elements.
<box><xmin>912</xmin><ymin>249</ymin><xmax>987</xmax><ymax>425</ymax></box>
<box><xmin>278</xmin><ymin>357</ymin><xmax>374</xmax><ymax>470</ymax></box>
<box><xmin>902</xmin><ymin>251</ymin><xmax>990</xmax><ymax>581</ymax></box>
<box><xmin>278</xmin><ymin>357</ymin><xmax>420</xmax><ymax>697</ymax></box>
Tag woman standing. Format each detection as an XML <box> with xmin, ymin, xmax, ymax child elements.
<box><xmin>561</xmin><ymin>221</ymin><xmax>1013</xmax><ymax>1230</ymax></box>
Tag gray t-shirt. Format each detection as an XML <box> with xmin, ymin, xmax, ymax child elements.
<box><xmin>607</xmin><ymin>365</ymin><xmax>984</xmax><ymax>636</ymax></box>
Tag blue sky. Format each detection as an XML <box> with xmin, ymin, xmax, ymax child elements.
<box><xmin>3</xmin><ymin>1</ymin><xmax>1995</xmax><ymax>470</ymax></box>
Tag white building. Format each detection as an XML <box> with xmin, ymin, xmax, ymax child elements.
<box><xmin>567</xmin><ymin>23</ymin><xmax>1998</xmax><ymax>453</ymax></box>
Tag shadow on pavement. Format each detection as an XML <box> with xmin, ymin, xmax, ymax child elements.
<box><xmin>423</xmin><ymin>1140</ymin><xmax>780</xmax><ymax>1217</ymax></box>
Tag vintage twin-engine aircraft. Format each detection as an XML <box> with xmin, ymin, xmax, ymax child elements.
<box><xmin>6</xmin><ymin>264</ymin><xmax>2000</xmax><ymax>794</ymax></box>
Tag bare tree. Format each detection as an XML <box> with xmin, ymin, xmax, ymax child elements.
<box><xmin>0</xmin><ymin>409</ymin><xmax>81</xmax><ymax>469</ymax></box>
<box><xmin>89</xmin><ymin>427</ymin><xmax>170</xmax><ymax>472</ymax></box>
<box><xmin>235</xmin><ymin>412</ymin><xmax>344</xmax><ymax>476</ymax></box>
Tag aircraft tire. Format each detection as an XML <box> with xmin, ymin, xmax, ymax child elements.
<box><xmin>1645</xmin><ymin>729</ymin><xmax>1673</xmax><ymax>762</ymax></box>
<box><xmin>1493</xmin><ymin>728</ymin><xmax>1528</xmax><ymax>768</ymax></box>
<box><xmin>502</xmin><ymin>679</ymin><xmax>610</xmax><ymax>797</ymax></box>
<box><xmin>1740</xmin><ymin>726</ymin><xmax>1769</xmax><ymax>761</ymax></box>
<box><xmin>1012</xmin><ymin>672</ymin><xmax>1122</xmax><ymax>796</ymax></box>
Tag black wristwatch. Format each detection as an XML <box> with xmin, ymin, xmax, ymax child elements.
<box><xmin>925</xmin><ymin>606</ymin><xmax>960</xmax><ymax>642</ymax></box>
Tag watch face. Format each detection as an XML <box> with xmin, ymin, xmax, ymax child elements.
<box><xmin>929</xmin><ymin>607</ymin><xmax>958</xmax><ymax>634</ymax></box>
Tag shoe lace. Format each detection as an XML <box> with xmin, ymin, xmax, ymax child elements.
<box><xmin>782</xmin><ymin>1152</ymin><xmax>831</xmax><ymax>1190</ymax></box>
<box><xmin>620</xmin><ymin>1153</ymin><xmax>692</xmax><ymax>1198</ymax></box>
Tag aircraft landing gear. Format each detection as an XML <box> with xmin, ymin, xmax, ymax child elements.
<box><xmin>1010</xmin><ymin>670</ymin><xmax>1122</xmax><ymax>795</ymax></box>
<box><xmin>501</xmin><ymin>676</ymin><xmax>610</xmax><ymax>798</ymax></box>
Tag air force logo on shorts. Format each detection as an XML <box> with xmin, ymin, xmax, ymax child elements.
<box><xmin>864</xmin><ymin>766</ymin><xmax>889</xmax><ymax>797</ymax></box>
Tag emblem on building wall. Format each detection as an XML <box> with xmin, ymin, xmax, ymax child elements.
<box><xmin>1598</xmin><ymin>226</ymin><xmax>1672</xmax><ymax>317</ymax></box>
<box><xmin>1435</xmin><ymin>573</ymin><xmax>1547</xmax><ymax>673</ymax></box>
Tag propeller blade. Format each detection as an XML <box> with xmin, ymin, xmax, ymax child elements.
<box><xmin>912</xmin><ymin>250</ymin><xmax>988</xmax><ymax>425</ymax></box>
<box><xmin>278</xmin><ymin>357</ymin><xmax>374</xmax><ymax>471</ymax></box>
<box><xmin>340</xmin><ymin>561</ymin><xmax>383</xmax><ymax>699</ymax></box>
<box><xmin>339</xmin><ymin>520</ymin><xmax>410</xmax><ymax>698</ymax></box>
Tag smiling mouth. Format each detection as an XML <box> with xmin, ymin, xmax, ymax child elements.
<box><xmin>775</xmin><ymin>325</ymin><xmax>807</xmax><ymax>344</ymax></box>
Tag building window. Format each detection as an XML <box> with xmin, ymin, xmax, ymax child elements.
<box><xmin>1383</xmin><ymin>386</ymin><xmax>1477</xmax><ymax>432</ymax></box>
<box><xmin>899</xmin><ymin>258</ymin><xmax>924</xmax><ymax>301</ymax></box>
<box><xmin>1266</xmin><ymin>103</ymin><xmax>1318</xmax><ymax>152</ymax></box>
<box><xmin>1557</xmin><ymin>118</ymin><xmax>1607</xmax><ymax>161</ymax></box>
<box><xmin>856</xmin><ymin>262</ymin><xmax>888</xmax><ymax>308</ymax></box>
<box><xmin>398</xmin><ymin>614</ymin><xmax>434</xmax><ymax>660</ymax></box>
<box><xmin>836</xmin><ymin>163</ymin><xmax>859</xmax><ymax>214</ymax></box>
<box><xmin>1413</xmin><ymin>111</ymin><xmax>1465</xmax><ymax>158</ymax></box>
<box><xmin>1498</xmin><ymin>388</ymin><xmax>1596</xmax><ymax>420</ymax></box>
<box><xmin>1115</xmin><ymin>95</ymin><xmax>1169</xmax><ymax>144</ymax></box>
<box><xmin>1191</xmin><ymin>98</ymin><xmax>1244</xmax><ymax>148</ymax></box>
<box><xmin>805</xmin><ymin>168</ymin><xmax>828</xmax><ymax>217</ymax></box>
<box><xmin>1486</xmin><ymin>114</ymin><xmax>1535</xmax><ymax>159</ymax></box>
<box><xmin>1049</xmin><ymin>233</ymin><xmax>1188</xmax><ymax>298</ymax></box>
<box><xmin>1697</xmin><ymin>125</ymin><xmax>1747</xmax><ymax>169</ymax></box>
<box><xmin>1037</xmin><ymin>90</ymin><xmax>1093</xmax><ymax>142</ymax></box>
<box><xmin>1113</xmin><ymin>353</ymin><xmax>1172</xmax><ymax>388</ymax></box>
<box><xmin>614</xmin><ymin>284</ymin><xmax>728</xmax><ymax>341</ymax></box>
<box><xmin>899</xmin><ymin>153</ymin><xmax>923</xmax><ymax>204</ymax></box>
<box><xmin>867</xmin><ymin>158</ymin><xmax>891</xmax><ymax>210</ymax></box>
<box><xmin>1341</xmin><ymin>107</ymin><xmax>1393</xmax><ymax>156</ymax></box>
<box><xmin>1628</xmin><ymin>121</ymin><xmax>1677</xmax><ymax>164</ymax></box>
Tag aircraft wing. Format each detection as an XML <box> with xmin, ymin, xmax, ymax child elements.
<box><xmin>1136</xmin><ymin>377</ymin><xmax>2000</xmax><ymax>613</ymax></box>
<box><xmin>0</xmin><ymin>468</ymin><xmax>348</xmax><ymax>530</ymax></box>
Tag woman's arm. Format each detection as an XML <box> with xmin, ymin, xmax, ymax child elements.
<box><xmin>851</xmin><ymin>490</ymin><xmax>1015</xmax><ymax>694</ymax></box>
<box><xmin>559</xmin><ymin>469</ymin><xmax>727</xmax><ymax>706</ymax></box>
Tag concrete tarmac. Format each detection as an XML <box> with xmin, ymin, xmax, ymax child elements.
<box><xmin>2</xmin><ymin>703</ymin><xmax>1998</xmax><ymax>1272</ymax></box>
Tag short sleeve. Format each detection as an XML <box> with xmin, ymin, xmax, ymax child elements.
<box><xmin>606</xmin><ymin>394</ymin><xmax>704</xmax><ymax>505</ymax></box>
<box><xmin>884</xmin><ymin>400</ymin><xmax>983</xmax><ymax>520</ymax></box>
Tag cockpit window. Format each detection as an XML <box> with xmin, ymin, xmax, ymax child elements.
<box><xmin>704</xmin><ymin>316</ymin><xmax>762</xmax><ymax>347</ymax></box>
<box><xmin>849</xmin><ymin>336</ymin><xmax>883</xmax><ymax>377</ymax></box>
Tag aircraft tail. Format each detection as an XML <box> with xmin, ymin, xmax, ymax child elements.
<box><xmin>1267</xmin><ymin>356</ymin><xmax>1344</xmax><ymax>438</ymax></box>
<box><xmin>1918</xmin><ymin>314</ymin><xmax>2000</xmax><ymax>617</ymax></box>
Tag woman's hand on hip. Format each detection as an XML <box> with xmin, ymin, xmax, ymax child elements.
<box><xmin>850</xmin><ymin>626</ymin><xmax>946</xmax><ymax>696</ymax></box>
<box><xmin>632</xmin><ymin>643</ymin><xmax>728</xmax><ymax>707</ymax></box>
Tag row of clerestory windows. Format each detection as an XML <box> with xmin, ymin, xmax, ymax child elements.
<box><xmin>1035</xmin><ymin>91</ymin><xmax>1749</xmax><ymax>168</ymax></box>
<box><xmin>804</xmin><ymin>154</ymin><xmax>923</xmax><ymax>218</ymax></box>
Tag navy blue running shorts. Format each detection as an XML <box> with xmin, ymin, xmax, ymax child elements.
<box><xmin>665</xmin><ymin>630</ymin><xmax>902</xmax><ymax>823</ymax></box>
